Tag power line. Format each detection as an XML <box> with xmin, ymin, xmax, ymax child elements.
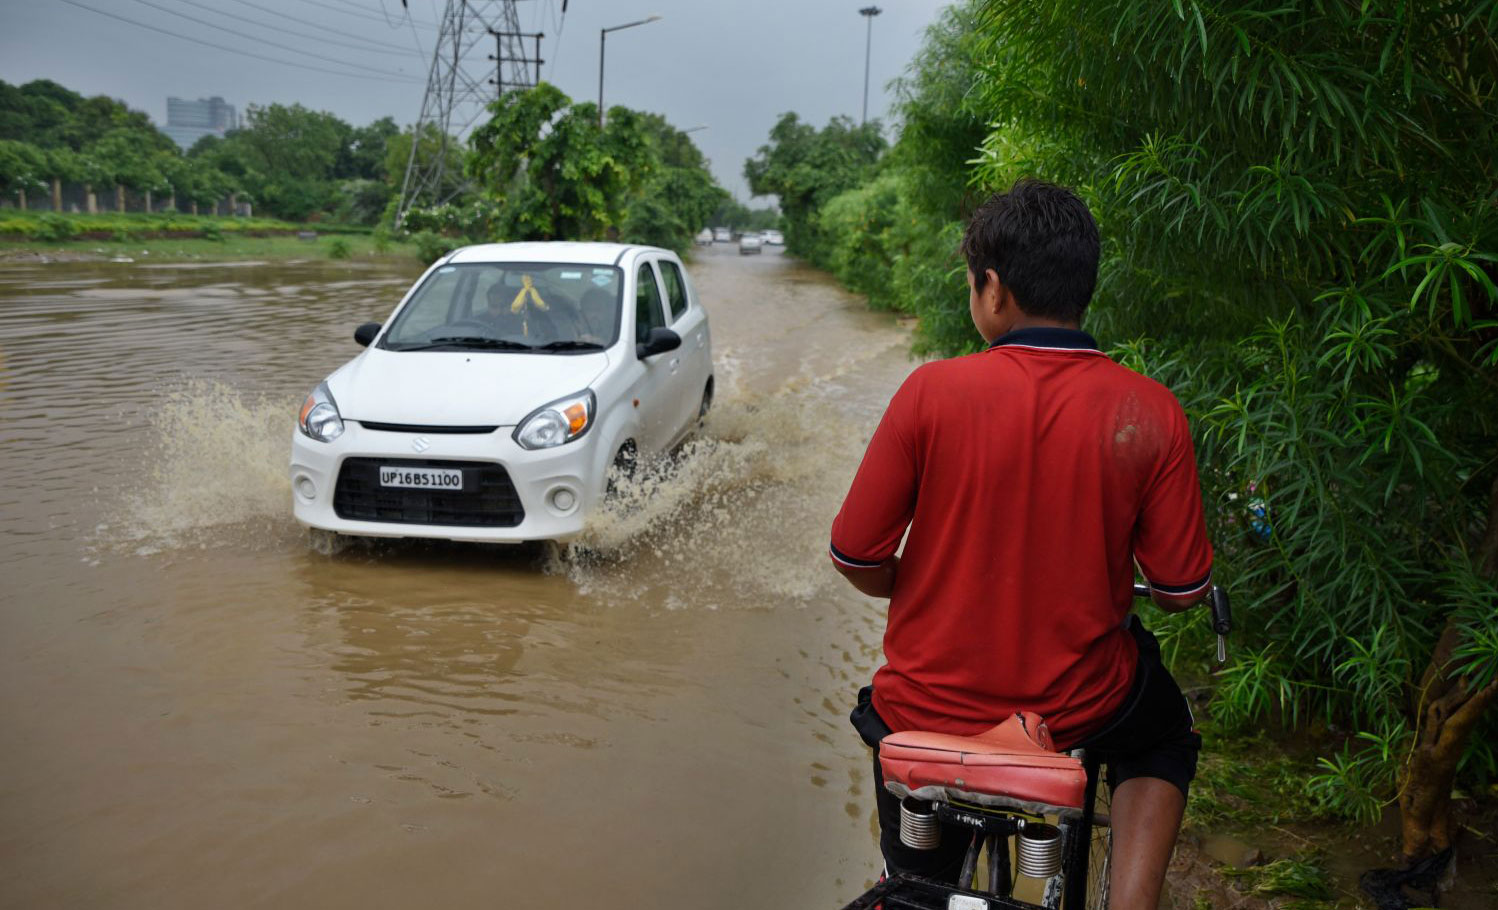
<box><xmin>303</xmin><ymin>0</ymin><xmax>438</xmax><ymax>30</ymax></box>
<box><xmin>223</xmin><ymin>0</ymin><xmax>434</xmax><ymax>42</ymax></box>
<box><xmin>165</xmin><ymin>0</ymin><xmax>423</xmax><ymax>58</ymax></box>
<box><xmin>547</xmin><ymin>0</ymin><xmax>565</xmax><ymax>81</ymax></box>
<box><xmin>377</xmin><ymin>0</ymin><xmax>415</xmax><ymax>30</ymax></box>
<box><xmin>126</xmin><ymin>0</ymin><xmax>422</xmax><ymax>78</ymax></box>
<box><xmin>57</xmin><ymin>0</ymin><xmax>423</xmax><ymax>84</ymax></box>
<box><xmin>403</xmin><ymin>1</ymin><xmax>428</xmax><ymax>63</ymax></box>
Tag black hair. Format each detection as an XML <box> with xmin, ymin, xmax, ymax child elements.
<box><xmin>960</xmin><ymin>178</ymin><xmax>1100</xmax><ymax>323</ymax></box>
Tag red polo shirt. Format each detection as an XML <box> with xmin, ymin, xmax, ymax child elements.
<box><xmin>830</xmin><ymin>327</ymin><xmax>1213</xmax><ymax>747</ymax></box>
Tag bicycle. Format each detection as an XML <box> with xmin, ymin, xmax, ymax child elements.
<box><xmin>841</xmin><ymin>584</ymin><xmax>1231</xmax><ymax>910</ymax></box>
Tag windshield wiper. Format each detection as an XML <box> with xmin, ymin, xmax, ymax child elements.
<box><xmin>393</xmin><ymin>336</ymin><xmax>535</xmax><ymax>351</ymax></box>
<box><xmin>535</xmin><ymin>340</ymin><xmax>606</xmax><ymax>352</ymax></box>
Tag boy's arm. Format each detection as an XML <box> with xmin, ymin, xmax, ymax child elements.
<box><xmin>829</xmin><ymin>375</ymin><xmax>922</xmax><ymax>599</ymax></box>
<box><xmin>1135</xmin><ymin>402</ymin><xmax>1214</xmax><ymax>613</ymax></box>
<box><xmin>832</xmin><ymin>554</ymin><xmax>900</xmax><ymax>598</ymax></box>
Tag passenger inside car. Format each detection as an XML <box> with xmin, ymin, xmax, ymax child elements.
<box><xmin>578</xmin><ymin>287</ymin><xmax>616</xmax><ymax>342</ymax></box>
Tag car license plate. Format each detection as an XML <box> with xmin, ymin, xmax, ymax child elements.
<box><xmin>379</xmin><ymin>466</ymin><xmax>463</xmax><ymax>490</ymax></box>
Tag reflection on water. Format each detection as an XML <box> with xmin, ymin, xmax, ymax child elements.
<box><xmin>0</xmin><ymin>248</ymin><xmax>920</xmax><ymax>908</ymax></box>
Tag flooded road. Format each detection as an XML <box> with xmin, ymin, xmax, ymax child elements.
<box><xmin>0</xmin><ymin>245</ymin><xmax>920</xmax><ymax>908</ymax></box>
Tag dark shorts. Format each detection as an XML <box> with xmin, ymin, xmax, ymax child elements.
<box><xmin>849</xmin><ymin>617</ymin><xmax>1201</xmax><ymax>880</ymax></box>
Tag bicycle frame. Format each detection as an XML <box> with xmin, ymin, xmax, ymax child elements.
<box><xmin>840</xmin><ymin>583</ymin><xmax>1230</xmax><ymax>910</ymax></box>
<box><xmin>840</xmin><ymin>751</ymin><xmax>1108</xmax><ymax>910</ymax></box>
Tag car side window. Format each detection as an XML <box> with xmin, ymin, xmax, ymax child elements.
<box><xmin>635</xmin><ymin>262</ymin><xmax>666</xmax><ymax>344</ymax></box>
<box><xmin>400</xmin><ymin>266</ymin><xmax>463</xmax><ymax>336</ymax></box>
<box><xmin>659</xmin><ymin>260</ymin><xmax>690</xmax><ymax>322</ymax></box>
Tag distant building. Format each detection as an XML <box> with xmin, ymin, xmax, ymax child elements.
<box><xmin>162</xmin><ymin>96</ymin><xmax>238</xmax><ymax>150</ymax></box>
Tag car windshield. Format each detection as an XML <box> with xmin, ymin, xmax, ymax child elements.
<box><xmin>381</xmin><ymin>262</ymin><xmax>623</xmax><ymax>352</ymax></box>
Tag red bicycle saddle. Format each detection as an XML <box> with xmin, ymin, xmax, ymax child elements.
<box><xmin>879</xmin><ymin>712</ymin><xmax>1086</xmax><ymax>814</ymax></box>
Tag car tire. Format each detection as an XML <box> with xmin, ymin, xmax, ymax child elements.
<box><xmin>698</xmin><ymin>379</ymin><xmax>714</xmax><ymax>424</ymax></box>
<box><xmin>605</xmin><ymin>441</ymin><xmax>638</xmax><ymax>501</ymax></box>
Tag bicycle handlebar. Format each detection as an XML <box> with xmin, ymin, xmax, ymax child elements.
<box><xmin>1134</xmin><ymin>581</ymin><xmax>1232</xmax><ymax>662</ymax></box>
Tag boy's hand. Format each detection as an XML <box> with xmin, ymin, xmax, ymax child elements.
<box><xmin>834</xmin><ymin>555</ymin><xmax>900</xmax><ymax>598</ymax></box>
<box><xmin>1149</xmin><ymin>588</ymin><xmax>1208</xmax><ymax>613</ymax></box>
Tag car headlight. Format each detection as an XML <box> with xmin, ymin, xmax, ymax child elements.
<box><xmin>298</xmin><ymin>381</ymin><xmax>344</xmax><ymax>443</ymax></box>
<box><xmin>513</xmin><ymin>390</ymin><xmax>595</xmax><ymax>450</ymax></box>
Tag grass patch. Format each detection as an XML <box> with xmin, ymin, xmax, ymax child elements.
<box><xmin>1185</xmin><ymin>724</ymin><xmax>1350</xmax><ymax>829</ymax></box>
<box><xmin>0</xmin><ymin>210</ymin><xmax>373</xmax><ymax>241</ymax></box>
<box><xmin>0</xmin><ymin>231</ymin><xmax>418</xmax><ymax>263</ymax></box>
<box><xmin>1222</xmin><ymin>854</ymin><xmax>1334</xmax><ymax>901</ymax></box>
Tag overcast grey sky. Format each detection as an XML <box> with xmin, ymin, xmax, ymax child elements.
<box><xmin>0</xmin><ymin>0</ymin><xmax>951</xmax><ymax>202</ymax></box>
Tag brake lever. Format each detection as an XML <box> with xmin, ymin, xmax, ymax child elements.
<box><xmin>1209</xmin><ymin>585</ymin><xmax>1231</xmax><ymax>663</ymax></box>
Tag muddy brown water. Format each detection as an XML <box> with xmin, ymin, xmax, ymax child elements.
<box><xmin>0</xmin><ymin>246</ymin><xmax>921</xmax><ymax>909</ymax></box>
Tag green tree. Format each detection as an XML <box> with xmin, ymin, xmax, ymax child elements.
<box><xmin>0</xmin><ymin>139</ymin><xmax>47</xmax><ymax>209</ymax></box>
<box><xmin>88</xmin><ymin>129</ymin><xmax>168</xmax><ymax>211</ymax></box>
<box><xmin>340</xmin><ymin>115</ymin><xmax>399</xmax><ymax>181</ymax></box>
<box><xmin>743</xmin><ymin>113</ymin><xmax>885</xmax><ymax>261</ymax></box>
<box><xmin>957</xmin><ymin>0</ymin><xmax>1498</xmax><ymax>864</ymax></box>
<box><xmin>466</xmin><ymin>82</ymin><xmax>655</xmax><ymax>241</ymax></box>
<box><xmin>620</xmin><ymin>112</ymin><xmax>729</xmax><ymax>251</ymax></box>
<box><xmin>384</xmin><ymin>122</ymin><xmax>467</xmax><ymax>222</ymax></box>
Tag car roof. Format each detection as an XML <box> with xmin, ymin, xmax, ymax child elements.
<box><xmin>444</xmin><ymin>241</ymin><xmax>669</xmax><ymax>266</ymax></box>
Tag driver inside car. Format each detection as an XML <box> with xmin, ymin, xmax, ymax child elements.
<box><xmin>482</xmin><ymin>274</ymin><xmax>559</xmax><ymax>343</ymax></box>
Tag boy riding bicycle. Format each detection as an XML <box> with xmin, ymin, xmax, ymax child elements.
<box><xmin>830</xmin><ymin>180</ymin><xmax>1213</xmax><ymax>910</ymax></box>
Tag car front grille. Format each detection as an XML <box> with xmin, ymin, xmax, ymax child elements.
<box><xmin>357</xmin><ymin>421</ymin><xmax>499</xmax><ymax>434</ymax></box>
<box><xmin>333</xmin><ymin>458</ymin><xmax>525</xmax><ymax>528</ymax></box>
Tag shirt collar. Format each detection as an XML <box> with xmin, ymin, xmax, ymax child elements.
<box><xmin>988</xmin><ymin>326</ymin><xmax>1101</xmax><ymax>352</ymax></box>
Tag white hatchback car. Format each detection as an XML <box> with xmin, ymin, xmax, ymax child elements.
<box><xmin>290</xmin><ymin>242</ymin><xmax>713</xmax><ymax>543</ymax></box>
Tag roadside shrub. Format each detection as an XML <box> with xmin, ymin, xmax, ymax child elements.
<box><xmin>819</xmin><ymin>172</ymin><xmax>903</xmax><ymax>309</ymax></box>
<box><xmin>200</xmin><ymin>223</ymin><xmax>224</xmax><ymax>242</ymax></box>
<box><xmin>326</xmin><ymin>238</ymin><xmax>351</xmax><ymax>260</ymax></box>
<box><xmin>35</xmin><ymin>213</ymin><xmax>78</xmax><ymax>242</ymax></box>
<box><xmin>370</xmin><ymin>227</ymin><xmax>392</xmax><ymax>254</ymax></box>
<box><xmin>411</xmin><ymin>230</ymin><xmax>452</xmax><ymax>265</ymax></box>
<box><xmin>964</xmin><ymin>0</ymin><xmax>1498</xmax><ymax>860</ymax></box>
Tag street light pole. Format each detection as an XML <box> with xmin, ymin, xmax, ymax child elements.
<box><xmin>859</xmin><ymin>6</ymin><xmax>882</xmax><ymax>126</ymax></box>
<box><xmin>599</xmin><ymin>15</ymin><xmax>663</xmax><ymax>128</ymax></box>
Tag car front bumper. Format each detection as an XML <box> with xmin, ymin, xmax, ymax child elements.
<box><xmin>289</xmin><ymin>421</ymin><xmax>605</xmax><ymax>543</ymax></box>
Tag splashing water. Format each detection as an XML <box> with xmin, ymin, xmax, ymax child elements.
<box><xmin>558</xmin><ymin>384</ymin><xmax>869</xmax><ymax>607</ymax></box>
<box><xmin>104</xmin><ymin>371</ymin><xmax>881</xmax><ymax>606</ymax></box>
<box><xmin>110</xmin><ymin>379</ymin><xmax>298</xmax><ymax>552</ymax></box>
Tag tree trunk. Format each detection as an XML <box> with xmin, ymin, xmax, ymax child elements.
<box><xmin>51</xmin><ymin>177</ymin><xmax>61</xmax><ymax>212</ymax></box>
<box><xmin>114</xmin><ymin>184</ymin><xmax>124</xmax><ymax>212</ymax></box>
<box><xmin>1400</xmin><ymin>621</ymin><xmax>1498</xmax><ymax>859</ymax></box>
<box><xmin>145</xmin><ymin>189</ymin><xmax>152</xmax><ymax>212</ymax></box>
<box><xmin>17</xmin><ymin>188</ymin><xmax>26</xmax><ymax>211</ymax></box>
<box><xmin>1399</xmin><ymin>473</ymin><xmax>1498</xmax><ymax>860</ymax></box>
<box><xmin>228</xmin><ymin>192</ymin><xmax>238</xmax><ymax>216</ymax></box>
<box><xmin>190</xmin><ymin>200</ymin><xmax>198</xmax><ymax>216</ymax></box>
<box><xmin>168</xmin><ymin>189</ymin><xmax>176</xmax><ymax>212</ymax></box>
<box><xmin>86</xmin><ymin>184</ymin><xmax>97</xmax><ymax>214</ymax></box>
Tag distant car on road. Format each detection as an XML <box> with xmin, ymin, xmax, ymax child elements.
<box><xmin>713</xmin><ymin>227</ymin><xmax>732</xmax><ymax>242</ymax></box>
<box><xmin>290</xmin><ymin>242</ymin><xmax>714</xmax><ymax>544</ymax></box>
<box><xmin>694</xmin><ymin>228</ymin><xmax>714</xmax><ymax>246</ymax></box>
<box><xmin>761</xmin><ymin>229</ymin><xmax>784</xmax><ymax>246</ymax></box>
<box><xmin>739</xmin><ymin>232</ymin><xmax>763</xmax><ymax>255</ymax></box>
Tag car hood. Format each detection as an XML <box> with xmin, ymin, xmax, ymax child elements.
<box><xmin>329</xmin><ymin>347</ymin><xmax>611</xmax><ymax>427</ymax></box>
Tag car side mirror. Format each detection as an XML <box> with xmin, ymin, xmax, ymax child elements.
<box><xmin>636</xmin><ymin>327</ymin><xmax>681</xmax><ymax>360</ymax></box>
<box><xmin>354</xmin><ymin>322</ymin><xmax>381</xmax><ymax>347</ymax></box>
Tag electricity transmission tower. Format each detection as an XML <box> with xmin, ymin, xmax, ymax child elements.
<box><xmin>394</xmin><ymin>0</ymin><xmax>548</xmax><ymax>227</ymax></box>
